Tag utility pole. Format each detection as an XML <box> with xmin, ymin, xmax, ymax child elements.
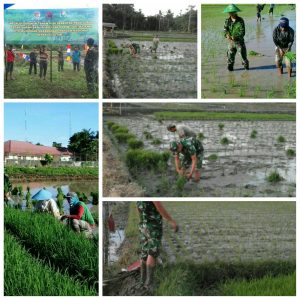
<box><xmin>188</xmin><ymin>5</ymin><xmax>195</xmax><ymax>33</ymax></box>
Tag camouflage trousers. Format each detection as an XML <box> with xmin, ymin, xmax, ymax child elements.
<box><xmin>180</xmin><ymin>153</ymin><xmax>204</xmax><ymax>169</ymax></box>
<box><xmin>139</xmin><ymin>223</ymin><xmax>162</xmax><ymax>261</ymax></box>
<box><xmin>227</xmin><ymin>41</ymin><xmax>249</xmax><ymax>67</ymax></box>
<box><xmin>85</xmin><ymin>67</ymin><xmax>98</xmax><ymax>93</ymax></box>
<box><xmin>275</xmin><ymin>47</ymin><xmax>291</xmax><ymax>68</ymax></box>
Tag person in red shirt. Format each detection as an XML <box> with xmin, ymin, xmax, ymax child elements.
<box><xmin>5</xmin><ymin>45</ymin><xmax>15</xmax><ymax>81</ymax></box>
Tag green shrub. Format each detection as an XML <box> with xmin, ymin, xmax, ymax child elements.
<box><xmin>114</xmin><ymin>133</ymin><xmax>135</xmax><ymax>143</ymax></box>
<box><xmin>267</xmin><ymin>170</ymin><xmax>283</xmax><ymax>183</ymax></box>
<box><xmin>4</xmin><ymin>231</ymin><xmax>96</xmax><ymax>296</ymax></box>
<box><xmin>220</xmin><ymin>137</ymin><xmax>230</xmax><ymax>145</ymax></box>
<box><xmin>277</xmin><ymin>136</ymin><xmax>286</xmax><ymax>143</ymax></box>
<box><xmin>126</xmin><ymin>149</ymin><xmax>170</xmax><ymax>171</ymax></box>
<box><xmin>286</xmin><ymin>149</ymin><xmax>296</xmax><ymax>157</ymax></box>
<box><xmin>208</xmin><ymin>154</ymin><xmax>218</xmax><ymax>161</ymax></box>
<box><xmin>128</xmin><ymin>138</ymin><xmax>144</xmax><ymax>149</ymax></box>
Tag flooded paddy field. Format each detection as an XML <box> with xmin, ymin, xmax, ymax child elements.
<box><xmin>163</xmin><ymin>201</ymin><xmax>295</xmax><ymax>263</ymax></box>
<box><xmin>104</xmin><ymin>39</ymin><xmax>197</xmax><ymax>98</ymax></box>
<box><xmin>105</xmin><ymin>115</ymin><xmax>296</xmax><ymax>197</ymax></box>
<box><xmin>201</xmin><ymin>5</ymin><xmax>296</xmax><ymax>98</ymax></box>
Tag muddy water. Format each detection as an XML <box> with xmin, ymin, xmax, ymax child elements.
<box><xmin>106</xmin><ymin>116</ymin><xmax>296</xmax><ymax>197</ymax></box>
<box><xmin>163</xmin><ymin>202</ymin><xmax>296</xmax><ymax>263</ymax></box>
<box><xmin>202</xmin><ymin>11</ymin><xmax>296</xmax><ymax>98</ymax></box>
<box><xmin>107</xmin><ymin>40</ymin><xmax>197</xmax><ymax>98</ymax></box>
<box><xmin>11</xmin><ymin>180</ymin><xmax>98</xmax><ymax>213</ymax></box>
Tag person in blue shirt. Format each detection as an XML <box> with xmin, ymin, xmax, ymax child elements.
<box><xmin>72</xmin><ymin>46</ymin><xmax>81</xmax><ymax>71</ymax></box>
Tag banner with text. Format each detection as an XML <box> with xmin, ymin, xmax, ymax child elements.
<box><xmin>4</xmin><ymin>8</ymin><xmax>98</xmax><ymax>45</ymax></box>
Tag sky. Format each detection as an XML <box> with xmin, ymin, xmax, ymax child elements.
<box><xmin>133</xmin><ymin>3</ymin><xmax>197</xmax><ymax>17</ymax></box>
<box><xmin>4</xmin><ymin>103</ymin><xmax>99</xmax><ymax>147</ymax></box>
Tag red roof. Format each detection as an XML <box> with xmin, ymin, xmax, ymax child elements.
<box><xmin>4</xmin><ymin>140</ymin><xmax>72</xmax><ymax>156</ymax></box>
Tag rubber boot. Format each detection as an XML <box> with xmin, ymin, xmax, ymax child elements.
<box><xmin>227</xmin><ymin>65</ymin><xmax>234</xmax><ymax>71</ymax></box>
<box><xmin>144</xmin><ymin>265</ymin><xmax>155</xmax><ymax>292</ymax></box>
<box><xmin>287</xmin><ymin>67</ymin><xmax>292</xmax><ymax>78</ymax></box>
<box><xmin>140</xmin><ymin>261</ymin><xmax>146</xmax><ymax>286</ymax></box>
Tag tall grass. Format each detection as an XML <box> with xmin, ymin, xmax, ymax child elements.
<box><xmin>4</xmin><ymin>231</ymin><xmax>97</xmax><ymax>296</ymax></box>
<box><xmin>4</xmin><ymin>208</ymin><xmax>98</xmax><ymax>290</ymax></box>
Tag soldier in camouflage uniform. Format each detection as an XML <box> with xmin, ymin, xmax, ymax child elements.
<box><xmin>137</xmin><ymin>201</ymin><xmax>178</xmax><ymax>291</ymax></box>
<box><xmin>170</xmin><ymin>137</ymin><xmax>204</xmax><ymax>182</ymax></box>
<box><xmin>84</xmin><ymin>38</ymin><xmax>98</xmax><ymax>93</ymax></box>
<box><xmin>223</xmin><ymin>4</ymin><xmax>249</xmax><ymax>71</ymax></box>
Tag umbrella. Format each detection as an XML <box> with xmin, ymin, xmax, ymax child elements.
<box><xmin>32</xmin><ymin>188</ymin><xmax>52</xmax><ymax>201</ymax></box>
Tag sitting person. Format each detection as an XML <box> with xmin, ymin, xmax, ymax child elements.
<box><xmin>61</xmin><ymin>192</ymin><xmax>95</xmax><ymax>238</ymax></box>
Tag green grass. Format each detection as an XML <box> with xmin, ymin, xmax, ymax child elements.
<box><xmin>277</xmin><ymin>135</ymin><xmax>286</xmax><ymax>143</ymax></box>
<box><xmin>155</xmin><ymin>260</ymin><xmax>295</xmax><ymax>296</ymax></box>
<box><xmin>4</xmin><ymin>208</ymin><xmax>98</xmax><ymax>290</ymax></box>
<box><xmin>286</xmin><ymin>149</ymin><xmax>296</xmax><ymax>157</ymax></box>
<box><xmin>4</xmin><ymin>231</ymin><xmax>97</xmax><ymax>296</ymax></box>
<box><xmin>220</xmin><ymin>272</ymin><xmax>296</xmax><ymax>296</ymax></box>
<box><xmin>5</xmin><ymin>166</ymin><xmax>98</xmax><ymax>177</ymax></box>
<box><xmin>126</xmin><ymin>149</ymin><xmax>170</xmax><ymax>172</ymax></box>
<box><xmin>154</xmin><ymin>111</ymin><xmax>295</xmax><ymax>121</ymax></box>
<box><xmin>4</xmin><ymin>59</ymin><xmax>98</xmax><ymax>99</ymax></box>
<box><xmin>267</xmin><ymin>170</ymin><xmax>283</xmax><ymax>183</ymax></box>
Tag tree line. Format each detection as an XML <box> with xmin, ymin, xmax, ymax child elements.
<box><xmin>103</xmin><ymin>4</ymin><xmax>197</xmax><ymax>33</ymax></box>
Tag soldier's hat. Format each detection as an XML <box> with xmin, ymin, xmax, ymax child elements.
<box><xmin>223</xmin><ymin>4</ymin><xmax>241</xmax><ymax>13</ymax></box>
<box><xmin>279</xmin><ymin>17</ymin><xmax>289</xmax><ymax>28</ymax></box>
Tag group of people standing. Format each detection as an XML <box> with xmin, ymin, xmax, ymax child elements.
<box><xmin>223</xmin><ymin>4</ymin><xmax>295</xmax><ymax>78</ymax></box>
<box><xmin>5</xmin><ymin>37</ymin><xmax>98</xmax><ymax>93</ymax></box>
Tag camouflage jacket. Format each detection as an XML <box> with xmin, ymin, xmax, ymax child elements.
<box><xmin>84</xmin><ymin>47</ymin><xmax>98</xmax><ymax>70</ymax></box>
<box><xmin>137</xmin><ymin>201</ymin><xmax>162</xmax><ymax>228</ymax></box>
<box><xmin>180</xmin><ymin>137</ymin><xmax>204</xmax><ymax>158</ymax></box>
<box><xmin>224</xmin><ymin>16</ymin><xmax>246</xmax><ymax>42</ymax></box>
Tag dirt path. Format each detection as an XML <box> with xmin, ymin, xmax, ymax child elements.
<box><xmin>103</xmin><ymin>133</ymin><xmax>144</xmax><ymax>197</ymax></box>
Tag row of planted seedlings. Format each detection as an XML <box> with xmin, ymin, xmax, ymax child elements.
<box><xmin>4</xmin><ymin>207</ymin><xmax>98</xmax><ymax>295</ymax></box>
<box><xmin>105</xmin><ymin>120</ymin><xmax>170</xmax><ymax>176</ymax></box>
<box><xmin>197</xmin><ymin>122</ymin><xmax>296</xmax><ymax>184</ymax></box>
<box><xmin>7</xmin><ymin>185</ymin><xmax>98</xmax><ymax>212</ymax></box>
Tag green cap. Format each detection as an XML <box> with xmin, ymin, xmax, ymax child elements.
<box><xmin>223</xmin><ymin>4</ymin><xmax>241</xmax><ymax>13</ymax></box>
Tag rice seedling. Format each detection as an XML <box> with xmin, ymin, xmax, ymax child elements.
<box><xmin>4</xmin><ymin>231</ymin><xmax>97</xmax><ymax>296</ymax></box>
<box><xmin>208</xmin><ymin>154</ymin><xmax>218</xmax><ymax>161</ymax></box>
<box><xmin>250</xmin><ymin>130</ymin><xmax>258</xmax><ymax>139</ymax></box>
<box><xmin>286</xmin><ymin>149</ymin><xmax>295</xmax><ymax>157</ymax></box>
<box><xmin>218</xmin><ymin>123</ymin><xmax>225</xmax><ymax>130</ymax></box>
<box><xmin>277</xmin><ymin>135</ymin><xmax>286</xmax><ymax>143</ymax></box>
<box><xmin>152</xmin><ymin>138</ymin><xmax>162</xmax><ymax>145</ymax></box>
<box><xmin>114</xmin><ymin>133</ymin><xmax>136</xmax><ymax>143</ymax></box>
<box><xmin>128</xmin><ymin>138</ymin><xmax>144</xmax><ymax>149</ymax></box>
<box><xmin>267</xmin><ymin>170</ymin><xmax>283</xmax><ymax>183</ymax></box>
<box><xmin>220</xmin><ymin>137</ymin><xmax>230</xmax><ymax>145</ymax></box>
<box><xmin>125</xmin><ymin>149</ymin><xmax>170</xmax><ymax>172</ymax></box>
<box><xmin>198</xmin><ymin>132</ymin><xmax>205</xmax><ymax>140</ymax></box>
<box><xmin>143</xmin><ymin>130</ymin><xmax>153</xmax><ymax>140</ymax></box>
<box><xmin>4</xmin><ymin>208</ymin><xmax>98</xmax><ymax>290</ymax></box>
<box><xmin>175</xmin><ymin>176</ymin><xmax>187</xmax><ymax>192</ymax></box>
